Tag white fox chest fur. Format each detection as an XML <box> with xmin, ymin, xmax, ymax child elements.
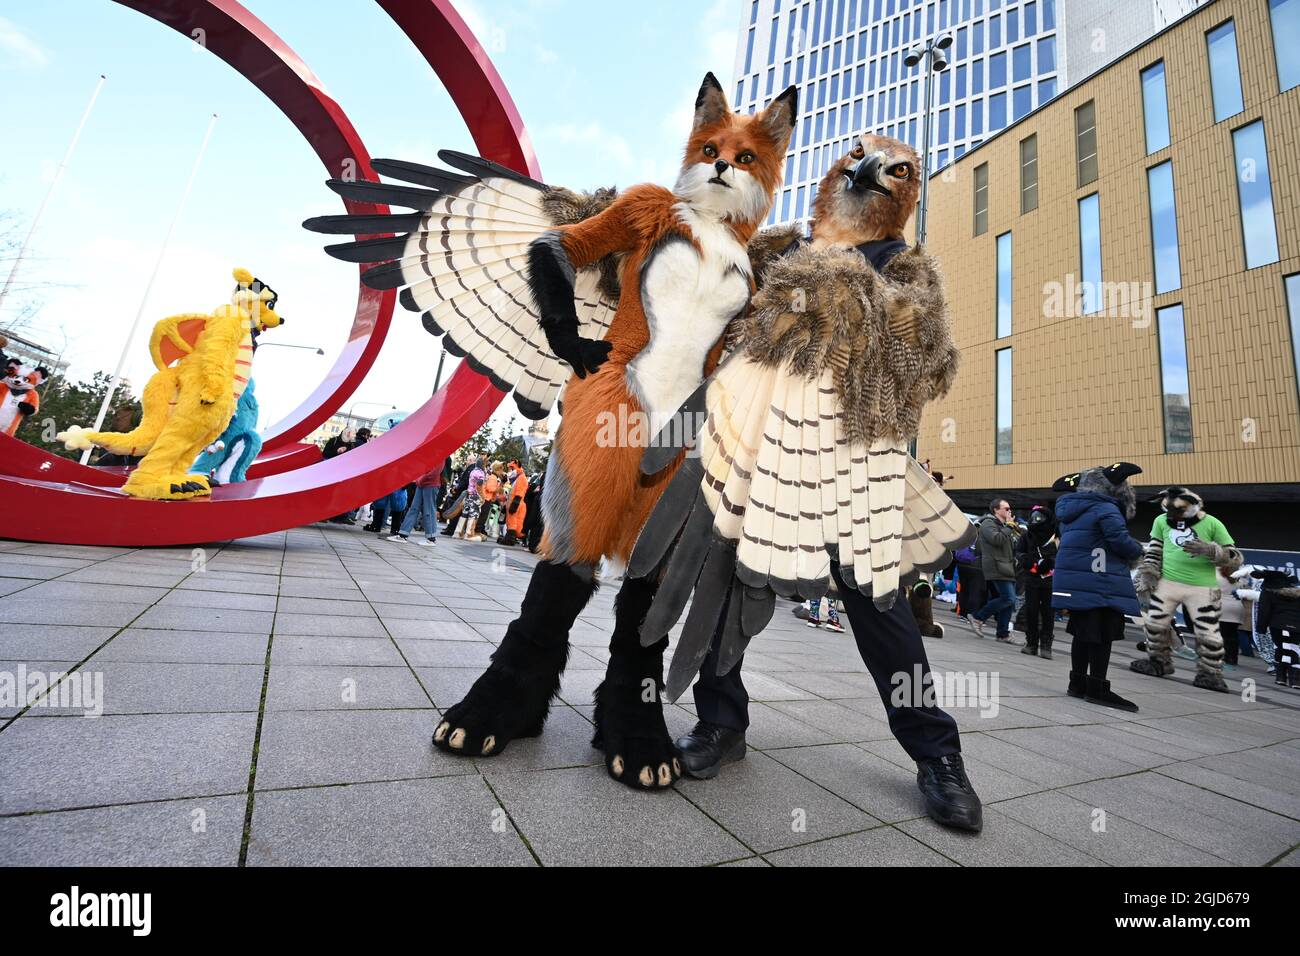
<box><xmin>629</xmin><ymin>203</ymin><xmax>750</xmax><ymax>431</ymax></box>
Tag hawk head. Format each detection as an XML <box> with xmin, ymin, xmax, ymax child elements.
<box><xmin>811</xmin><ymin>133</ymin><xmax>921</xmax><ymax>246</ymax></box>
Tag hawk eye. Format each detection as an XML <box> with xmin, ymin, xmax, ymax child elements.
<box><xmin>889</xmin><ymin>163</ymin><xmax>911</xmax><ymax>179</ymax></box>
<box><xmin>851</xmin><ymin>144</ymin><xmax>865</xmax><ymax>159</ymax></box>
<box><xmin>703</xmin><ymin>143</ymin><xmax>718</xmax><ymax>158</ymax></box>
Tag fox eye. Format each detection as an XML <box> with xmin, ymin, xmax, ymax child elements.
<box><xmin>851</xmin><ymin>144</ymin><xmax>865</xmax><ymax>159</ymax></box>
<box><xmin>736</xmin><ymin>151</ymin><xmax>755</xmax><ymax>164</ymax></box>
<box><xmin>889</xmin><ymin>162</ymin><xmax>911</xmax><ymax>179</ymax></box>
<box><xmin>703</xmin><ymin>143</ymin><xmax>718</xmax><ymax>158</ymax></box>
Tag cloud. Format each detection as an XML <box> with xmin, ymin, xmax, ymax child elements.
<box><xmin>535</xmin><ymin>121</ymin><xmax>643</xmax><ymax>180</ymax></box>
<box><xmin>534</xmin><ymin>44</ymin><xmax>559</xmax><ymax>65</ymax></box>
<box><xmin>0</xmin><ymin>16</ymin><xmax>48</xmax><ymax>69</ymax></box>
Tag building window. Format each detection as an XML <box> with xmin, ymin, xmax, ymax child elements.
<box><xmin>1075</xmin><ymin>100</ymin><xmax>1098</xmax><ymax>187</ymax></box>
<box><xmin>1156</xmin><ymin>304</ymin><xmax>1194</xmax><ymax>454</ymax></box>
<box><xmin>1206</xmin><ymin>21</ymin><xmax>1244</xmax><ymax>121</ymax></box>
<box><xmin>996</xmin><ymin>231</ymin><xmax>1012</xmax><ymax>338</ymax></box>
<box><xmin>1287</xmin><ymin>275</ymin><xmax>1300</xmax><ymax>411</ymax></box>
<box><xmin>995</xmin><ymin>347</ymin><xmax>1013</xmax><ymax>464</ymax></box>
<box><xmin>1078</xmin><ymin>194</ymin><xmax>1102</xmax><ymax>315</ymax></box>
<box><xmin>1271</xmin><ymin>0</ymin><xmax>1300</xmax><ymax>92</ymax></box>
<box><xmin>974</xmin><ymin>162</ymin><xmax>989</xmax><ymax>236</ymax></box>
<box><xmin>1147</xmin><ymin>161</ymin><xmax>1182</xmax><ymax>294</ymax></box>
<box><xmin>1019</xmin><ymin>134</ymin><xmax>1038</xmax><ymax>213</ymax></box>
<box><xmin>990</xmin><ymin>91</ymin><xmax>1007</xmax><ymax>128</ymax></box>
<box><xmin>1141</xmin><ymin>61</ymin><xmax>1170</xmax><ymax>154</ymax></box>
<box><xmin>1038</xmin><ymin>35</ymin><xmax>1056</xmax><ymax>72</ymax></box>
<box><xmin>1012</xmin><ymin>84</ymin><xmax>1032</xmax><ymax>121</ymax></box>
<box><xmin>1232</xmin><ymin>120</ymin><xmax>1281</xmax><ymax>269</ymax></box>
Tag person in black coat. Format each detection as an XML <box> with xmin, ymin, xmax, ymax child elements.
<box><xmin>522</xmin><ymin>468</ymin><xmax>546</xmax><ymax>553</ymax></box>
<box><xmin>1254</xmin><ymin>568</ymin><xmax>1300</xmax><ymax>687</ymax></box>
<box><xmin>1016</xmin><ymin>505</ymin><xmax>1059</xmax><ymax>658</ymax></box>
<box><xmin>1050</xmin><ymin>463</ymin><xmax>1145</xmax><ymax>712</ymax></box>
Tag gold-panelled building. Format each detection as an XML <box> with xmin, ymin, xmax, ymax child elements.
<box><xmin>915</xmin><ymin>0</ymin><xmax>1299</xmax><ymax>544</ymax></box>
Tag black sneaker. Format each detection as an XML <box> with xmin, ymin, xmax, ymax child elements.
<box><xmin>915</xmin><ymin>753</ymin><xmax>983</xmax><ymax>833</ymax></box>
<box><xmin>674</xmin><ymin>721</ymin><xmax>746</xmax><ymax>780</ymax></box>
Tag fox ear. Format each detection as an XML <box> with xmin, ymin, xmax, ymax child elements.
<box><xmin>759</xmin><ymin>84</ymin><xmax>798</xmax><ymax>147</ymax></box>
<box><xmin>693</xmin><ymin>72</ymin><xmax>730</xmax><ymax>130</ymax></box>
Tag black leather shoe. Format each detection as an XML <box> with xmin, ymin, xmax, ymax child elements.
<box><xmin>675</xmin><ymin>721</ymin><xmax>746</xmax><ymax>780</ymax></box>
<box><xmin>916</xmin><ymin>753</ymin><xmax>983</xmax><ymax>833</ymax></box>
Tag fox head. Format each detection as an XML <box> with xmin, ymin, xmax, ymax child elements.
<box><xmin>812</xmin><ymin>133</ymin><xmax>921</xmax><ymax>246</ymax></box>
<box><xmin>231</xmin><ymin>267</ymin><xmax>284</xmax><ymax>332</ymax></box>
<box><xmin>3</xmin><ymin>362</ymin><xmax>47</xmax><ymax>394</ymax></box>
<box><xmin>675</xmin><ymin>73</ymin><xmax>797</xmax><ymax>235</ymax></box>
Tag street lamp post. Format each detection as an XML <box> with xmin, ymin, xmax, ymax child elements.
<box><xmin>257</xmin><ymin>342</ymin><xmax>324</xmax><ymax>356</ymax></box>
<box><xmin>905</xmin><ymin>32</ymin><xmax>953</xmax><ymax>247</ymax></box>
<box><xmin>432</xmin><ymin>345</ymin><xmax>447</xmax><ymax>395</ymax></box>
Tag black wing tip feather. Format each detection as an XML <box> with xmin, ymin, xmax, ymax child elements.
<box><xmin>302</xmin><ymin>212</ymin><xmax>423</xmax><ymax>235</ymax></box>
<box><xmin>735</xmin><ymin>562</ymin><xmax>801</xmax><ymax>599</ymax></box>
<box><xmin>421</xmin><ymin>312</ymin><xmax>445</xmax><ymax>337</ymax></box>
<box><xmin>370</xmin><ymin>158</ymin><xmax>477</xmax><ymax>192</ymax></box>
<box><xmin>436</xmin><ymin>149</ymin><xmax>546</xmax><ymax>190</ymax></box>
<box><xmin>399</xmin><ymin>288</ymin><xmax>422</xmax><ymax>313</ymax></box>
<box><xmin>326</xmin><ymin>178</ymin><xmax>440</xmax><ymax>210</ymax></box>
<box><xmin>418</xmin><ymin>322</ymin><xmax>514</xmax><ymax>394</ymax></box>
<box><xmin>322</xmin><ymin>234</ymin><xmax>409</xmax><ymax>265</ymax></box>
<box><xmin>873</xmin><ymin>588</ymin><xmax>898</xmax><ymax>611</ymax></box>
<box><xmin>512</xmin><ymin>394</ymin><xmax>550</xmax><ymax>421</ymax></box>
<box><xmin>360</xmin><ymin>261</ymin><xmax>408</xmax><ymax>290</ymax></box>
<box><xmin>453</xmin><ymin>347</ymin><xmax>513</xmax><ymax>394</ymax></box>
<box><xmin>796</xmin><ymin>576</ymin><xmax>831</xmax><ymax>602</ymax></box>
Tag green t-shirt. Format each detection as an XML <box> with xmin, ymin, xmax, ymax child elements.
<box><xmin>1152</xmin><ymin>512</ymin><xmax>1234</xmax><ymax>588</ymax></box>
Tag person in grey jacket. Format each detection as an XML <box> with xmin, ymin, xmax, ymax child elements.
<box><xmin>965</xmin><ymin>498</ymin><xmax>1021</xmax><ymax>642</ymax></box>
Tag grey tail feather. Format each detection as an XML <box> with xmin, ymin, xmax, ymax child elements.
<box><xmin>664</xmin><ymin>541</ymin><xmax>737</xmax><ymax>702</ymax></box>
<box><xmin>740</xmin><ymin>585</ymin><xmax>775</xmax><ymax>638</ymax></box>
<box><xmin>641</xmin><ymin>378</ymin><xmax>711</xmax><ymax>476</ymax></box>
<box><xmin>628</xmin><ymin>458</ymin><xmax>703</xmax><ymax>581</ymax></box>
<box><xmin>638</xmin><ymin>495</ymin><xmax>713</xmax><ymax>645</ymax></box>
<box><xmin>717</xmin><ymin>581</ymin><xmax>760</xmax><ymax>676</ymax></box>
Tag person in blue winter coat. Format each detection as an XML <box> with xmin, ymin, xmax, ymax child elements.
<box><xmin>1050</xmin><ymin>462</ymin><xmax>1145</xmax><ymax>713</ymax></box>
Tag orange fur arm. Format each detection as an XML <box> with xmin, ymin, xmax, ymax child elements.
<box><xmin>558</xmin><ymin>184</ymin><xmax>674</xmax><ymax>269</ymax></box>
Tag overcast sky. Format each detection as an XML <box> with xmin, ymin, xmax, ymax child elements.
<box><xmin>0</xmin><ymin>0</ymin><xmax>743</xmax><ymax>435</ymax></box>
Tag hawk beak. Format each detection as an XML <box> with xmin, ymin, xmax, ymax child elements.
<box><xmin>845</xmin><ymin>155</ymin><xmax>889</xmax><ymax>195</ymax></box>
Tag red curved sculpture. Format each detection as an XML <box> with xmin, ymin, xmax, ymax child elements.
<box><xmin>0</xmin><ymin>0</ymin><xmax>539</xmax><ymax>546</ymax></box>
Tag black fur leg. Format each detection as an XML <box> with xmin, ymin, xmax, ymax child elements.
<box><xmin>433</xmin><ymin>560</ymin><xmax>595</xmax><ymax>757</ymax></box>
<box><xmin>592</xmin><ymin>576</ymin><xmax>682</xmax><ymax>790</ymax></box>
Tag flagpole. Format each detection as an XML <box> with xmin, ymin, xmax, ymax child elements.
<box><xmin>0</xmin><ymin>74</ymin><xmax>107</xmax><ymax>318</ymax></box>
<box><xmin>81</xmin><ymin>113</ymin><xmax>218</xmax><ymax>464</ymax></box>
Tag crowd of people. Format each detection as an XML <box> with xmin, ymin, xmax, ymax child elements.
<box><xmin>929</xmin><ymin>467</ymin><xmax>1299</xmax><ymax>710</ymax></box>
<box><xmin>320</xmin><ymin>431</ymin><xmax>546</xmax><ymax>553</ymax></box>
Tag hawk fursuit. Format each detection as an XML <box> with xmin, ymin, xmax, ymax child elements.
<box><xmin>629</xmin><ymin>133</ymin><xmax>975</xmax><ymax>701</ymax></box>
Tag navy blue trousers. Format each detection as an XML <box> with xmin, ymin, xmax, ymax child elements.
<box><xmin>692</xmin><ymin>565</ymin><xmax>962</xmax><ymax>761</ymax></box>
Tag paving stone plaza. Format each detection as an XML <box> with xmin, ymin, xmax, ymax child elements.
<box><xmin>1</xmin><ymin>524</ymin><xmax>1298</xmax><ymax>867</ymax></box>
